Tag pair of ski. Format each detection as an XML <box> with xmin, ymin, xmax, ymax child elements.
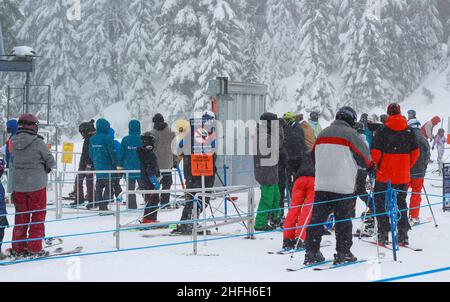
<box><xmin>287</xmin><ymin>253</ymin><xmax>387</xmax><ymax>272</ymax></box>
<box><xmin>141</xmin><ymin>230</ymin><xmax>241</xmax><ymax>238</ymax></box>
<box><xmin>0</xmin><ymin>246</ymin><xmax>84</xmax><ymax>266</ymax></box>
<box><xmin>268</xmin><ymin>240</ymin><xmax>332</xmax><ymax>255</ymax></box>
<box><xmin>360</xmin><ymin>239</ymin><xmax>422</xmax><ymax>252</ymax></box>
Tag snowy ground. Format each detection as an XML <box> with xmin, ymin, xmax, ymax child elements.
<box><xmin>0</xmin><ymin>156</ymin><xmax>449</xmax><ymax>282</ymax></box>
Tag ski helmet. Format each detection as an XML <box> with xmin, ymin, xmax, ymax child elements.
<box><xmin>407</xmin><ymin>110</ymin><xmax>416</xmax><ymax>119</ymax></box>
<box><xmin>18</xmin><ymin>113</ymin><xmax>39</xmax><ymax>132</ymax></box>
<box><xmin>310</xmin><ymin>111</ymin><xmax>320</xmax><ymax>122</ymax></box>
<box><xmin>141</xmin><ymin>132</ymin><xmax>156</xmax><ymax>147</ymax></box>
<box><xmin>79</xmin><ymin>120</ymin><xmax>96</xmax><ymax>137</ymax></box>
<box><xmin>203</xmin><ymin>110</ymin><xmax>216</xmax><ymax>121</ymax></box>
<box><xmin>336</xmin><ymin>106</ymin><xmax>357</xmax><ymax>127</ymax></box>
<box><xmin>283</xmin><ymin>112</ymin><xmax>296</xmax><ymax>123</ymax></box>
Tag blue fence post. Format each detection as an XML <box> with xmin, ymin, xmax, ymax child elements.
<box><xmin>224</xmin><ymin>164</ymin><xmax>228</xmax><ymax>217</ymax></box>
<box><xmin>387</xmin><ymin>181</ymin><xmax>398</xmax><ymax>261</ymax></box>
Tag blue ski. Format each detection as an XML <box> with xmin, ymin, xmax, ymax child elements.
<box><xmin>286</xmin><ymin>260</ymin><xmax>334</xmax><ymax>272</ymax></box>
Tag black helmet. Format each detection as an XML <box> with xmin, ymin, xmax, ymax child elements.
<box><xmin>336</xmin><ymin>106</ymin><xmax>357</xmax><ymax>127</ymax></box>
<box><xmin>141</xmin><ymin>132</ymin><xmax>156</xmax><ymax>147</ymax></box>
<box><xmin>79</xmin><ymin>120</ymin><xmax>95</xmax><ymax>138</ymax></box>
<box><xmin>310</xmin><ymin>111</ymin><xmax>320</xmax><ymax>122</ymax></box>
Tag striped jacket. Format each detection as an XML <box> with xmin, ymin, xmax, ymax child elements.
<box><xmin>313</xmin><ymin>120</ymin><xmax>372</xmax><ymax>194</ymax></box>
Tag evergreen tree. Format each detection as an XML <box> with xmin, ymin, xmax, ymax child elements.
<box><xmin>194</xmin><ymin>0</ymin><xmax>245</xmax><ymax>111</ymax></box>
<box><xmin>0</xmin><ymin>0</ymin><xmax>23</xmax><ymax>51</ymax></box>
<box><xmin>294</xmin><ymin>0</ymin><xmax>336</xmax><ymax>120</ymax></box>
<box><xmin>124</xmin><ymin>0</ymin><xmax>160</xmax><ymax>125</ymax></box>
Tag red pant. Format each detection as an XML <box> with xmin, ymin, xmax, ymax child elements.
<box><xmin>408</xmin><ymin>178</ymin><xmax>424</xmax><ymax>219</ymax></box>
<box><xmin>12</xmin><ymin>188</ymin><xmax>47</xmax><ymax>253</ymax></box>
<box><xmin>283</xmin><ymin>177</ymin><xmax>315</xmax><ymax>241</ymax></box>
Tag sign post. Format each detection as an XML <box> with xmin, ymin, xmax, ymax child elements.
<box><xmin>443</xmin><ymin>163</ymin><xmax>450</xmax><ymax>212</ymax></box>
<box><xmin>190</xmin><ymin>117</ymin><xmax>216</xmax><ymax>254</ymax></box>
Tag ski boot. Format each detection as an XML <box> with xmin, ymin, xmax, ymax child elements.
<box><xmin>0</xmin><ymin>252</ymin><xmax>6</xmax><ymax>261</ymax></box>
<box><xmin>377</xmin><ymin>232</ymin><xmax>389</xmax><ymax>246</ymax></box>
<box><xmin>409</xmin><ymin>217</ymin><xmax>420</xmax><ymax>226</ymax></box>
<box><xmin>282</xmin><ymin>238</ymin><xmax>296</xmax><ymax>250</ymax></box>
<box><xmin>398</xmin><ymin>230</ymin><xmax>409</xmax><ymax>246</ymax></box>
<box><xmin>356</xmin><ymin>218</ymin><xmax>375</xmax><ymax>237</ymax></box>
<box><xmin>321</xmin><ymin>226</ymin><xmax>332</xmax><ymax>236</ymax></box>
<box><xmin>28</xmin><ymin>250</ymin><xmax>50</xmax><ymax>259</ymax></box>
<box><xmin>254</xmin><ymin>224</ymin><xmax>276</xmax><ymax>232</ymax></box>
<box><xmin>304</xmin><ymin>250</ymin><xmax>325</xmax><ymax>266</ymax></box>
<box><xmin>295</xmin><ymin>238</ymin><xmax>305</xmax><ymax>250</ymax></box>
<box><xmin>333</xmin><ymin>251</ymin><xmax>357</xmax><ymax>265</ymax></box>
<box><xmin>6</xmin><ymin>249</ymin><xmax>29</xmax><ymax>259</ymax></box>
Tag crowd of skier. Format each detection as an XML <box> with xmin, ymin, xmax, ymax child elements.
<box><xmin>0</xmin><ymin>103</ymin><xmax>447</xmax><ymax>265</ymax></box>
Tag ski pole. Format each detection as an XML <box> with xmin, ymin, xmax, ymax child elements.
<box><xmin>370</xmin><ymin>175</ymin><xmax>381</xmax><ymax>263</ymax></box>
<box><xmin>290</xmin><ymin>199</ymin><xmax>314</xmax><ymax>261</ymax></box>
<box><xmin>422</xmin><ymin>185</ymin><xmax>439</xmax><ymax>228</ymax></box>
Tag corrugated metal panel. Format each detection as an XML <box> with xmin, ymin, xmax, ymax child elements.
<box><xmin>211</xmin><ymin>79</ymin><xmax>268</xmax><ymax>187</ymax></box>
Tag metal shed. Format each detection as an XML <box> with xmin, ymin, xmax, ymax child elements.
<box><xmin>207</xmin><ymin>77</ymin><xmax>268</xmax><ymax>187</ymax></box>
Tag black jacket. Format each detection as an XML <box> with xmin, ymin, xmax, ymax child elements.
<box><xmin>284</xmin><ymin>121</ymin><xmax>310</xmax><ymax>173</ymax></box>
<box><xmin>411</xmin><ymin>128</ymin><xmax>430</xmax><ymax>179</ymax></box>
<box><xmin>137</xmin><ymin>146</ymin><xmax>161</xmax><ymax>189</ymax></box>
<box><xmin>79</xmin><ymin>135</ymin><xmax>94</xmax><ymax>170</ymax></box>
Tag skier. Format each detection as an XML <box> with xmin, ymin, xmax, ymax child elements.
<box><xmin>117</xmin><ymin>120</ymin><xmax>143</xmax><ymax>210</ymax></box>
<box><xmin>295</xmin><ymin>114</ymin><xmax>316</xmax><ymax>151</ymax></box>
<box><xmin>371</xmin><ymin>104</ymin><xmax>420</xmax><ymax>246</ymax></box>
<box><xmin>253</xmin><ymin>112</ymin><xmax>281</xmax><ymax>232</ymax></box>
<box><xmin>172</xmin><ymin>111</ymin><xmax>217</xmax><ymax>234</ymax></box>
<box><xmin>421</xmin><ymin>116</ymin><xmax>441</xmax><ymax>142</ymax></box>
<box><xmin>70</xmin><ymin>120</ymin><xmax>96</xmax><ymax>207</ymax></box>
<box><xmin>137</xmin><ymin>132</ymin><xmax>162</xmax><ymax>224</ymax></box>
<box><xmin>282</xmin><ymin>137</ymin><xmax>315</xmax><ymax>250</ymax></box>
<box><xmin>11</xmin><ymin>114</ymin><xmax>56</xmax><ymax>257</ymax></box>
<box><xmin>88</xmin><ymin>118</ymin><xmax>117</xmax><ymax>211</ymax></box>
<box><xmin>308</xmin><ymin>111</ymin><xmax>322</xmax><ymax>137</ymax></box>
<box><xmin>304</xmin><ymin>107</ymin><xmax>372</xmax><ymax>265</ymax></box>
<box><xmin>109</xmin><ymin>128</ymin><xmax>123</xmax><ymax>202</ymax></box>
<box><xmin>0</xmin><ymin>159</ymin><xmax>7</xmax><ymax>260</ymax></box>
<box><xmin>151</xmin><ymin>113</ymin><xmax>176</xmax><ymax>209</ymax></box>
<box><xmin>407</xmin><ymin>119</ymin><xmax>431</xmax><ymax>225</ymax></box>
<box><xmin>433</xmin><ymin>128</ymin><xmax>447</xmax><ymax>172</ymax></box>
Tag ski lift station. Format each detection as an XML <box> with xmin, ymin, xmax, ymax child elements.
<box><xmin>207</xmin><ymin>77</ymin><xmax>268</xmax><ymax>187</ymax></box>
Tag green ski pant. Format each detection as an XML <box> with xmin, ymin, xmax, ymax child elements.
<box><xmin>255</xmin><ymin>184</ymin><xmax>281</xmax><ymax>229</ymax></box>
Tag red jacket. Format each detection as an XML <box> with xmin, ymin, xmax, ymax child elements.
<box><xmin>421</xmin><ymin>116</ymin><xmax>441</xmax><ymax>140</ymax></box>
<box><xmin>371</xmin><ymin>115</ymin><xmax>420</xmax><ymax>185</ymax></box>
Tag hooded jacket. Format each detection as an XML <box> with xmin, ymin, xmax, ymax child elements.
<box><xmin>411</xmin><ymin>128</ymin><xmax>430</xmax><ymax>179</ymax></box>
<box><xmin>119</xmin><ymin>120</ymin><xmax>142</xmax><ymax>180</ymax></box>
<box><xmin>314</xmin><ymin>119</ymin><xmax>372</xmax><ymax>194</ymax></box>
<box><xmin>254</xmin><ymin>113</ymin><xmax>280</xmax><ymax>185</ymax></box>
<box><xmin>89</xmin><ymin>119</ymin><xmax>117</xmax><ymax>179</ymax></box>
<box><xmin>0</xmin><ymin>182</ymin><xmax>6</xmax><ymax>218</ymax></box>
<box><xmin>151</xmin><ymin>121</ymin><xmax>176</xmax><ymax>170</ymax></box>
<box><xmin>137</xmin><ymin>145</ymin><xmax>160</xmax><ymax>189</ymax></box>
<box><xmin>372</xmin><ymin>114</ymin><xmax>420</xmax><ymax>184</ymax></box>
<box><xmin>12</xmin><ymin>129</ymin><xmax>56</xmax><ymax>193</ymax></box>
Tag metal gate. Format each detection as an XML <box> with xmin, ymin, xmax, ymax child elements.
<box><xmin>207</xmin><ymin>77</ymin><xmax>267</xmax><ymax>187</ymax></box>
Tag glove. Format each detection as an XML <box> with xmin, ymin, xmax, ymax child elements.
<box><xmin>86</xmin><ymin>164</ymin><xmax>93</xmax><ymax>170</ymax></box>
<box><xmin>150</xmin><ymin>175</ymin><xmax>161</xmax><ymax>190</ymax></box>
<box><xmin>367</xmin><ymin>164</ymin><xmax>376</xmax><ymax>180</ymax></box>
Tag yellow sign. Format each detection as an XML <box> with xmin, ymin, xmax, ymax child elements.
<box><xmin>61</xmin><ymin>142</ymin><xmax>74</xmax><ymax>164</ymax></box>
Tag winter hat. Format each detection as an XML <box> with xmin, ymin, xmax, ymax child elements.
<box><xmin>152</xmin><ymin>113</ymin><xmax>165</xmax><ymax>124</ymax></box>
<box><xmin>354</xmin><ymin>122</ymin><xmax>364</xmax><ymax>133</ymax></box>
<box><xmin>6</xmin><ymin>119</ymin><xmax>18</xmax><ymax>135</ymax></box>
<box><xmin>18</xmin><ymin>113</ymin><xmax>39</xmax><ymax>133</ymax></box>
<box><xmin>432</xmin><ymin>116</ymin><xmax>441</xmax><ymax>125</ymax></box>
<box><xmin>295</xmin><ymin>114</ymin><xmax>304</xmax><ymax>122</ymax></box>
<box><xmin>336</xmin><ymin>106</ymin><xmax>357</xmax><ymax>127</ymax></box>
<box><xmin>438</xmin><ymin>128</ymin><xmax>445</xmax><ymax>135</ymax></box>
<box><xmin>203</xmin><ymin>110</ymin><xmax>216</xmax><ymax>121</ymax></box>
<box><xmin>387</xmin><ymin>103</ymin><xmax>401</xmax><ymax>116</ymax></box>
<box><xmin>283</xmin><ymin>112</ymin><xmax>296</xmax><ymax>123</ymax></box>
<box><xmin>79</xmin><ymin>120</ymin><xmax>95</xmax><ymax>137</ymax></box>
<box><xmin>407</xmin><ymin>119</ymin><xmax>421</xmax><ymax>129</ymax></box>
<box><xmin>141</xmin><ymin>132</ymin><xmax>156</xmax><ymax>147</ymax></box>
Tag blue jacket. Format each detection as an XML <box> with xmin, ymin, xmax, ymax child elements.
<box><xmin>5</xmin><ymin>119</ymin><xmax>18</xmax><ymax>167</ymax></box>
<box><xmin>119</xmin><ymin>120</ymin><xmax>142</xmax><ymax>180</ymax></box>
<box><xmin>109</xmin><ymin>128</ymin><xmax>122</xmax><ymax>155</ymax></box>
<box><xmin>89</xmin><ymin>119</ymin><xmax>117</xmax><ymax>179</ymax></box>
